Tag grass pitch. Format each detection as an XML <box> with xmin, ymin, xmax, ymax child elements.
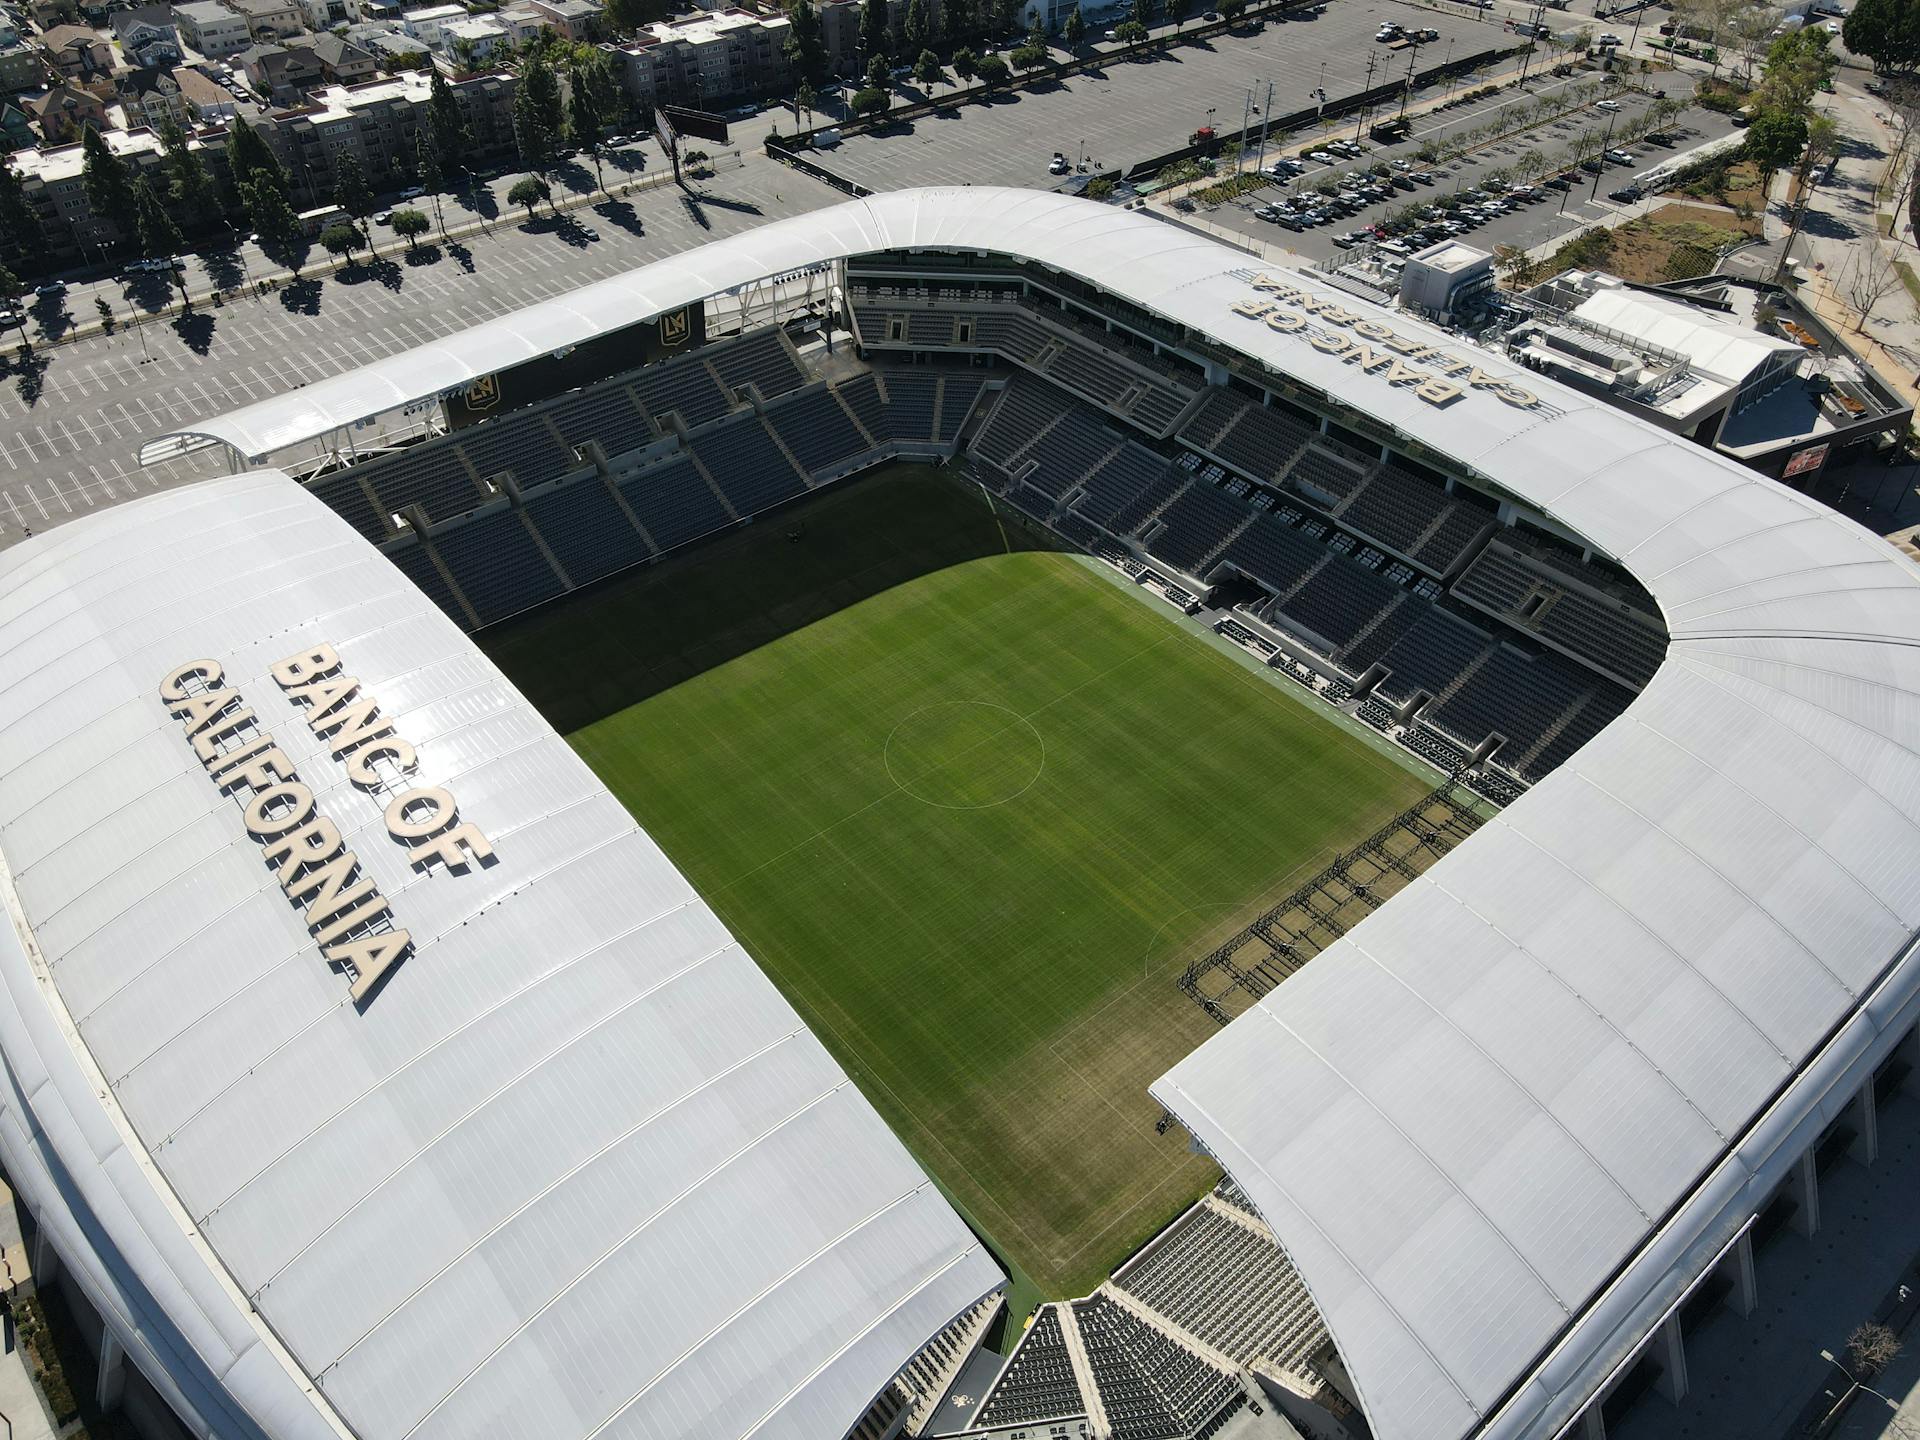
<box><xmin>484</xmin><ymin>464</ymin><xmax>1430</xmax><ymax>1304</ymax></box>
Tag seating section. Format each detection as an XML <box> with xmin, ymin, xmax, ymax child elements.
<box><xmin>1148</xmin><ymin>482</ymin><xmax>1249</xmax><ymax>576</ymax></box>
<box><xmin>355</xmin><ymin>441</ymin><xmax>486</xmax><ymax>528</ymax></box>
<box><xmin>632</xmin><ymin>353</ymin><xmax>733</xmax><ymax>429</ymax></box>
<box><xmin>616</xmin><ymin>457</ymin><xmax>731</xmax><ymax>552</ymax></box>
<box><xmin>306</xmin><ymin>471</ymin><xmax>386</xmax><ymax>542</ymax></box>
<box><xmin>385</xmin><ymin>537</ymin><xmax>469</xmax><ymax>625</ymax></box>
<box><xmin>706</xmin><ymin>327</ymin><xmax>806</xmax><ymax>402</ymax></box>
<box><xmin>546</xmin><ymin>384</ymin><xmax>655</xmax><ymax>465</ymax></box>
<box><xmin>1286</xmin><ymin>442</ymin><xmax>1373</xmax><ymax>509</ymax></box>
<box><xmin>1016</xmin><ymin>406</ymin><xmax>1121</xmax><ymax>502</ymax></box>
<box><xmin>937</xmin><ymin>377</ymin><xmax>986</xmax><ymax>442</ymax></box>
<box><xmin>1198</xmin><ymin>396</ymin><xmax>1315</xmax><ymax>486</ymax></box>
<box><xmin>1073</xmin><ymin>1294</ymin><xmax>1241</xmax><ymax>1440</ymax></box>
<box><xmin>1214</xmin><ymin>513</ymin><xmax>1326</xmax><ymax>598</ymax></box>
<box><xmin>1338</xmin><ymin>466</ymin><xmax>1452</xmax><ymax>559</ymax></box>
<box><xmin>1269</xmin><ymin>556</ymin><xmax>1406</xmax><ymax>657</ymax></box>
<box><xmin>1074</xmin><ymin>445</ymin><xmax>1186</xmax><ymax>533</ymax></box>
<box><xmin>974</xmin><ymin>1305</ymin><xmax>1085</xmax><ymax>1430</ymax></box>
<box><xmin>765</xmin><ymin>386</ymin><xmax>870</xmax><ymax>473</ymax></box>
<box><xmin>428</xmin><ymin>508</ymin><xmax>566</xmax><ymax>627</ymax></box>
<box><xmin>522</xmin><ymin>476</ymin><xmax>652</xmax><ymax>587</ymax></box>
<box><xmin>690</xmin><ymin>417</ymin><xmax>807</xmax><ymax>514</ymax></box>
<box><xmin>853</xmin><ymin>284</ymin><xmax>1195</xmax><ymax>433</ymax></box>
<box><xmin>873</xmin><ymin>370</ymin><xmax>935</xmax><ymax>441</ymax></box>
<box><xmin>972</xmin><ymin>374</ymin><xmax>1080</xmax><ymax>477</ymax></box>
<box><xmin>1115</xmin><ymin>1202</ymin><xmax>1329</xmax><ymax>1372</ymax></box>
<box><xmin>1371</xmin><ymin>609</ymin><xmax>1494</xmax><ymax>710</ymax></box>
<box><xmin>458</xmin><ymin>415</ymin><xmax>576</xmax><ymax>491</ymax></box>
<box><xmin>1454</xmin><ymin>541</ymin><xmax>1666</xmax><ymax>688</ymax></box>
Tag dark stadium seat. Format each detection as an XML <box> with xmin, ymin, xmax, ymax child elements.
<box><xmin>616</xmin><ymin>456</ymin><xmax>733</xmax><ymax>552</ymax></box>
<box><xmin>633</xmin><ymin>353</ymin><xmax>733</xmax><ymax>429</ymax></box>
<box><xmin>357</xmin><ymin>440</ymin><xmax>487</xmax><ymax>527</ymax></box>
<box><xmin>385</xmin><ymin>536</ymin><xmax>470</xmax><ymax>625</ymax></box>
<box><xmin>707</xmin><ymin>328</ymin><xmax>807</xmax><ymax>403</ymax></box>
<box><xmin>1269</xmin><ymin>555</ymin><xmax>1404</xmax><ymax>656</ymax></box>
<box><xmin>307</xmin><ymin>471</ymin><xmax>388</xmax><ymax>542</ymax></box>
<box><xmin>1070</xmin><ymin>446</ymin><xmax>1185</xmax><ymax>534</ymax></box>
<box><xmin>1072</xmin><ymin>1293</ymin><xmax>1240</xmax><ymax>1440</ymax></box>
<box><xmin>522</xmin><ymin>476</ymin><xmax>653</xmax><ymax>587</ymax></box>
<box><xmin>1214</xmin><ymin>513</ymin><xmax>1325</xmax><ymax>599</ymax></box>
<box><xmin>874</xmin><ymin>371</ymin><xmax>936</xmax><ymax>442</ymax></box>
<box><xmin>457</xmin><ymin>414</ymin><xmax>576</xmax><ymax>491</ymax></box>
<box><xmin>546</xmin><ymin>384</ymin><xmax>656</xmax><ymax>465</ymax></box>
<box><xmin>430</xmin><ymin>508</ymin><xmax>567</xmax><ymax>626</ymax></box>
<box><xmin>690</xmin><ymin>416</ymin><xmax>807</xmax><ymax>515</ymax></box>
<box><xmin>765</xmin><ymin>387</ymin><xmax>871</xmax><ymax>474</ymax></box>
<box><xmin>1145</xmin><ymin>483</ymin><xmax>1251</xmax><ymax>577</ymax></box>
<box><xmin>973</xmin><ymin>1306</ymin><xmax>1086</xmax><ymax>1430</ymax></box>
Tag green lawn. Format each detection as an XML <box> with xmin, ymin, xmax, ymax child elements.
<box><xmin>484</xmin><ymin>465</ymin><xmax>1428</xmax><ymax>1304</ymax></box>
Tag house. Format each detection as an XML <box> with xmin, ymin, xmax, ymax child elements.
<box><xmin>441</xmin><ymin>13</ymin><xmax>504</xmax><ymax>61</ymax></box>
<box><xmin>397</xmin><ymin>1</ymin><xmax>462</xmax><ymax>47</ymax></box>
<box><xmin>352</xmin><ymin>24</ymin><xmax>425</xmax><ymax>65</ymax></box>
<box><xmin>529</xmin><ymin>0</ymin><xmax>598</xmax><ymax>40</ymax></box>
<box><xmin>229</xmin><ymin>0</ymin><xmax>305</xmax><ymax>42</ymax></box>
<box><xmin>22</xmin><ymin>0</ymin><xmax>75</xmax><ymax>28</ymax></box>
<box><xmin>297</xmin><ymin>0</ymin><xmax>348</xmax><ymax>27</ymax></box>
<box><xmin>0</xmin><ymin>99</ymin><xmax>34</xmax><ymax>145</ymax></box>
<box><xmin>170</xmin><ymin>62</ymin><xmax>236</xmax><ymax>117</ymax></box>
<box><xmin>237</xmin><ymin>39</ymin><xmax>322</xmax><ymax>100</ymax></box>
<box><xmin>173</xmin><ymin>0</ymin><xmax>250</xmax><ymax>56</ymax></box>
<box><xmin>294</xmin><ymin>29</ymin><xmax>375</xmax><ymax>81</ymax></box>
<box><xmin>109</xmin><ymin>4</ymin><xmax>180</xmax><ymax>66</ymax></box>
<box><xmin>37</xmin><ymin>22</ymin><xmax>110</xmax><ymax>79</ymax></box>
<box><xmin>24</xmin><ymin>79</ymin><xmax>105</xmax><ymax>139</ymax></box>
<box><xmin>0</xmin><ymin>40</ymin><xmax>44</xmax><ymax>91</ymax></box>
<box><xmin>118</xmin><ymin>64</ymin><xmax>186</xmax><ymax>127</ymax></box>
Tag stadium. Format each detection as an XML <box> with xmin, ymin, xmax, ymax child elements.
<box><xmin>3</xmin><ymin>185</ymin><xmax>1919</xmax><ymax>1440</ymax></box>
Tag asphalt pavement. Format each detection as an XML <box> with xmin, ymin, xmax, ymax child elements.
<box><xmin>0</xmin><ymin>151</ymin><xmax>838</xmax><ymax>543</ymax></box>
<box><xmin>810</xmin><ymin>0</ymin><xmax>1513</xmax><ymax>191</ymax></box>
<box><xmin>1202</xmin><ymin>69</ymin><xmax>1735</xmax><ymax>263</ymax></box>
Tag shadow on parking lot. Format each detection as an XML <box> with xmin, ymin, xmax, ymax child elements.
<box><xmin>3</xmin><ymin>350</ymin><xmax>47</xmax><ymax>406</ymax></box>
<box><xmin>172</xmin><ymin>309</ymin><xmax>215</xmax><ymax>356</ymax></box>
<box><xmin>447</xmin><ymin>240</ymin><xmax>476</xmax><ymax>273</ymax></box>
<box><xmin>279</xmin><ymin>276</ymin><xmax>323</xmax><ymax>315</ymax></box>
<box><xmin>403</xmin><ymin>241</ymin><xmax>443</xmax><ymax>267</ymax></box>
<box><xmin>594</xmin><ymin>197</ymin><xmax>645</xmax><ymax>236</ymax></box>
<box><xmin>29</xmin><ymin>295</ymin><xmax>70</xmax><ymax>341</ymax></box>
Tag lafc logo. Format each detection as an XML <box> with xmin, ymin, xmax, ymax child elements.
<box><xmin>463</xmin><ymin>374</ymin><xmax>500</xmax><ymax>410</ymax></box>
<box><xmin>660</xmin><ymin>308</ymin><xmax>691</xmax><ymax>347</ymax></box>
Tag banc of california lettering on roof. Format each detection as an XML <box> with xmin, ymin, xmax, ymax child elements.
<box><xmin>157</xmin><ymin>644</ymin><xmax>495</xmax><ymax>1003</ymax></box>
<box><xmin>1233</xmin><ymin>273</ymin><xmax>1541</xmax><ymax>411</ymax></box>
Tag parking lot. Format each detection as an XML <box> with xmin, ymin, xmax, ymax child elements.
<box><xmin>1200</xmin><ymin>68</ymin><xmax>1737</xmax><ymax>263</ymax></box>
<box><xmin>0</xmin><ymin>154</ymin><xmax>838</xmax><ymax>544</ymax></box>
<box><xmin>811</xmin><ymin>0</ymin><xmax>1514</xmax><ymax>191</ymax></box>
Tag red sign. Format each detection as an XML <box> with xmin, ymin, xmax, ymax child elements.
<box><xmin>1782</xmin><ymin>444</ymin><xmax>1829</xmax><ymax>480</ymax></box>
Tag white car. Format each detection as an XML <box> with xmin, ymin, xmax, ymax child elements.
<box><xmin>1048</xmin><ymin>154</ymin><xmax>1069</xmax><ymax>174</ymax></box>
<box><xmin>1595</xmin><ymin>99</ymin><xmax>1622</xmax><ymax>111</ymax></box>
<box><xmin>1308</xmin><ymin>149</ymin><xmax>1336</xmax><ymax>163</ymax></box>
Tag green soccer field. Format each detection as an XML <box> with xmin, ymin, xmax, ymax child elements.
<box><xmin>483</xmin><ymin>464</ymin><xmax>1431</xmax><ymax>1306</ymax></box>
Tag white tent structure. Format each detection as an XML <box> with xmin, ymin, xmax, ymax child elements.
<box><xmin>0</xmin><ymin>472</ymin><xmax>1002</xmax><ymax>1440</ymax></box>
<box><xmin>30</xmin><ymin>187</ymin><xmax>1920</xmax><ymax>1440</ymax></box>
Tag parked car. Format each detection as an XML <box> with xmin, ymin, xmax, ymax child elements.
<box><xmin>1609</xmin><ymin>185</ymin><xmax>1643</xmax><ymax>202</ymax></box>
<box><xmin>398</xmin><ymin>186</ymin><xmax>425</xmax><ymax>200</ymax></box>
<box><xmin>1049</xmin><ymin>153</ymin><xmax>1069</xmax><ymax>174</ymax></box>
<box><xmin>1253</xmin><ymin>204</ymin><xmax>1281</xmax><ymax>221</ymax></box>
<box><xmin>33</xmin><ymin>280</ymin><xmax>65</xmax><ymax>297</ymax></box>
<box><xmin>1606</xmin><ymin>148</ymin><xmax>1635</xmax><ymax>163</ymax></box>
<box><xmin>1308</xmin><ymin>149</ymin><xmax>1336</xmax><ymax>163</ymax></box>
<box><xmin>1595</xmin><ymin>98</ymin><xmax>1622</xmax><ymax>111</ymax></box>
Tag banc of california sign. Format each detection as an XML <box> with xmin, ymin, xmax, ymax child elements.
<box><xmin>1233</xmin><ymin>274</ymin><xmax>1542</xmax><ymax>411</ymax></box>
<box><xmin>158</xmin><ymin>644</ymin><xmax>495</xmax><ymax>1004</ymax></box>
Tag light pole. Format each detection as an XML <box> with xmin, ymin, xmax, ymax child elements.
<box><xmin>1586</xmin><ymin>113</ymin><xmax>1615</xmax><ymax>202</ymax></box>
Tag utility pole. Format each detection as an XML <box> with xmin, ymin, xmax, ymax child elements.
<box><xmin>1586</xmin><ymin>113</ymin><xmax>1616</xmax><ymax>202</ymax></box>
<box><xmin>1254</xmin><ymin>79</ymin><xmax>1275</xmax><ymax>172</ymax></box>
<box><xmin>1517</xmin><ymin>0</ymin><xmax>1548</xmax><ymax>85</ymax></box>
<box><xmin>1354</xmin><ymin>52</ymin><xmax>1379</xmax><ymax>138</ymax></box>
<box><xmin>1397</xmin><ymin>45</ymin><xmax>1417</xmax><ymax>121</ymax></box>
<box><xmin>1239</xmin><ymin>86</ymin><xmax>1254</xmax><ymax>173</ymax></box>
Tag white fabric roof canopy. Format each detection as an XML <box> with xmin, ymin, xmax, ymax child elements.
<box><xmin>128</xmin><ymin>188</ymin><xmax>1920</xmax><ymax>1440</ymax></box>
<box><xmin>0</xmin><ymin>475</ymin><xmax>1001</xmax><ymax>1440</ymax></box>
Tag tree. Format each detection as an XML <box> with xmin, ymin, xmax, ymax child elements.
<box><xmin>974</xmin><ymin>51</ymin><xmax>1009</xmax><ymax>86</ymax></box>
<box><xmin>427</xmin><ymin>69</ymin><xmax>472</xmax><ymax>178</ymax></box>
<box><xmin>784</xmin><ymin>0</ymin><xmax>829</xmax><ymax>81</ymax></box>
<box><xmin>319</xmin><ymin>221</ymin><xmax>365</xmax><ymax>265</ymax></box>
<box><xmin>1759</xmin><ymin>26</ymin><xmax>1838</xmax><ymax>113</ymax></box>
<box><xmin>0</xmin><ymin>262</ymin><xmax>27</xmax><ymax>353</ymax></box>
<box><xmin>241</xmin><ymin>176</ymin><xmax>298</xmax><ymax>256</ymax></box>
<box><xmin>1847</xmin><ymin>1322</ymin><xmax>1902</xmax><ymax>1379</ymax></box>
<box><xmin>1026</xmin><ymin>12</ymin><xmax>1046</xmax><ymax>48</ymax></box>
<box><xmin>1845</xmin><ymin>243</ymin><xmax>1902</xmax><ymax>330</ymax></box>
<box><xmin>952</xmin><ymin>44</ymin><xmax>978</xmax><ymax>80</ymax></box>
<box><xmin>946</xmin><ymin>0</ymin><xmax>978</xmax><ymax>42</ymax></box>
<box><xmin>915</xmin><ymin>47</ymin><xmax>944</xmax><ymax>86</ymax></box>
<box><xmin>391</xmin><ymin>207</ymin><xmax>430</xmax><ymax>251</ymax></box>
<box><xmin>795</xmin><ymin>78</ymin><xmax>819</xmax><ymax>124</ymax></box>
<box><xmin>860</xmin><ymin>0</ymin><xmax>890</xmax><ymax>62</ymax></box>
<box><xmin>157</xmin><ymin>117</ymin><xmax>219</xmax><ymax>233</ymax></box>
<box><xmin>0</xmin><ymin>160</ymin><xmax>46</xmax><ymax>275</ymax></box>
<box><xmin>227</xmin><ymin>117</ymin><xmax>288</xmax><ymax>199</ymax></box>
<box><xmin>1011</xmin><ymin>41</ymin><xmax>1046</xmax><ymax>71</ymax></box>
<box><xmin>904</xmin><ymin>0</ymin><xmax>930</xmax><ymax>53</ymax></box>
<box><xmin>1845</xmin><ymin>0</ymin><xmax>1920</xmax><ymax>71</ymax></box>
<box><xmin>1112</xmin><ymin>18</ymin><xmax>1146</xmax><ymax>41</ymax></box>
<box><xmin>1129</xmin><ymin>0</ymin><xmax>1156</xmax><ymax>27</ymax></box>
<box><xmin>1744</xmin><ymin>107</ymin><xmax>1808</xmax><ymax>188</ymax></box>
<box><xmin>513</xmin><ymin>75</ymin><xmax>559</xmax><ymax>175</ymax></box>
<box><xmin>132</xmin><ymin>176</ymin><xmax>188</xmax><ymax>305</ymax></box>
<box><xmin>851</xmin><ymin>85</ymin><xmax>889</xmax><ymax>115</ymax></box>
<box><xmin>414</xmin><ymin>132</ymin><xmax>447</xmax><ymax>237</ymax></box>
<box><xmin>332</xmin><ymin>151</ymin><xmax>378</xmax><ymax>257</ymax></box>
<box><xmin>1219</xmin><ymin>0</ymin><xmax>1245</xmax><ymax>22</ymax></box>
<box><xmin>519</xmin><ymin>53</ymin><xmax>565</xmax><ymax>145</ymax></box>
<box><xmin>81</xmin><ymin>126</ymin><xmax>136</xmax><ymax>244</ymax></box>
<box><xmin>1166</xmin><ymin>0</ymin><xmax>1190</xmax><ymax>28</ymax></box>
<box><xmin>604</xmin><ymin>0</ymin><xmax>669</xmax><ymax>30</ymax></box>
<box><xmin>568</xmin><ymin>49</ymin><xmax>617</xmax><ymax>193</ymax></box>
<box><xmin>507</xmin><ymin>174</ymin><xmax>550</xmax><ymax>219</ymax></box>
<box><xmin>989</xmin><ymin>0</ymin><xmax>1020</xmax><ymax>36</ymax></box>
<box><xmin>1062</xmin><ymin>5</ymin><xmax>1084</xmax><ymax>47</ymax></box>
